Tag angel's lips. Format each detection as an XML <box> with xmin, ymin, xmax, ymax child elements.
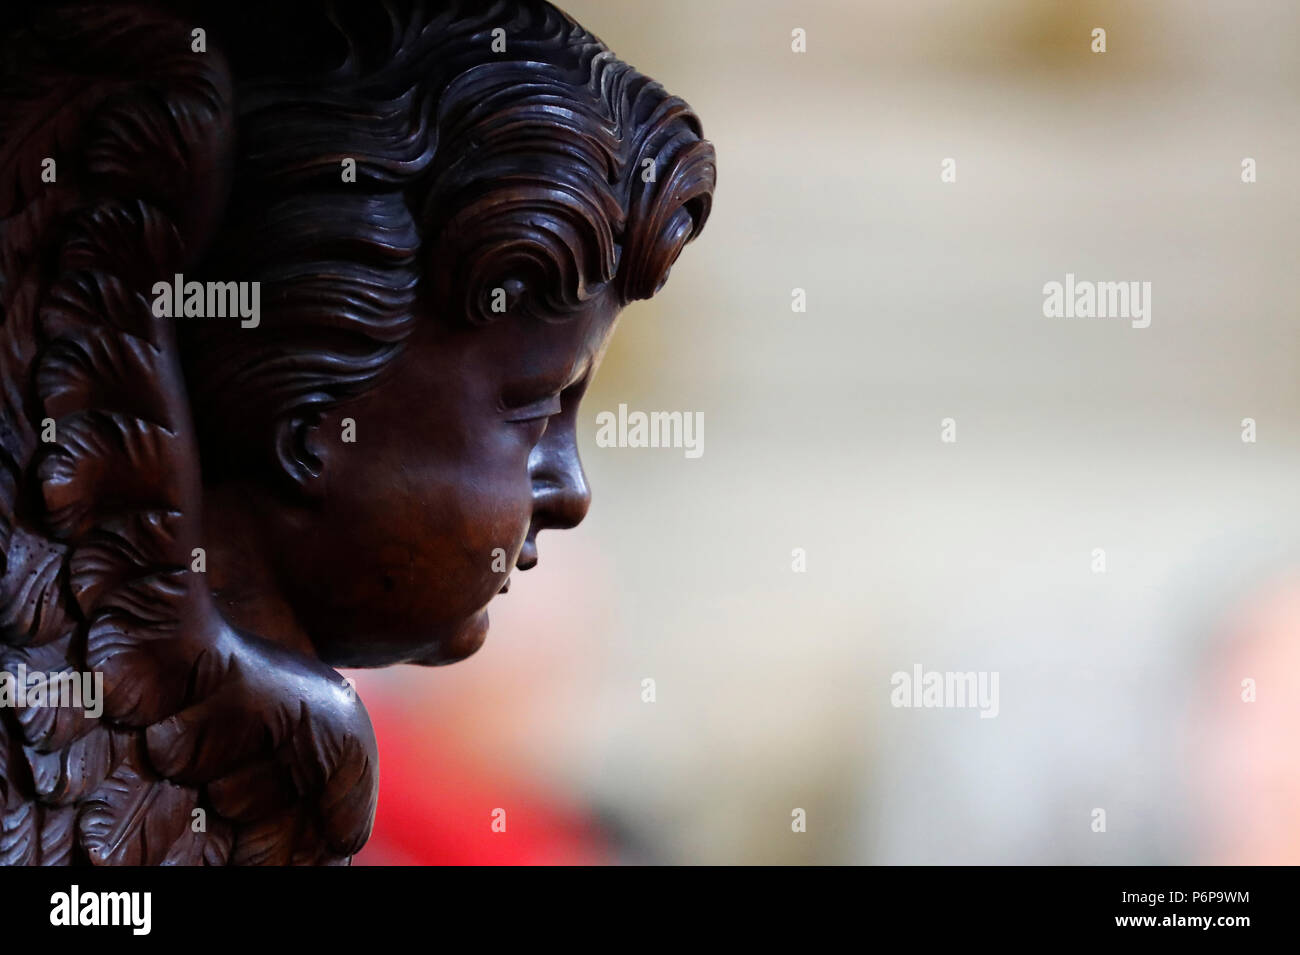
<box><xmin>498</xmin><ymin>576</ymin><xmax>511</xmax><ymax>594</ymax></box>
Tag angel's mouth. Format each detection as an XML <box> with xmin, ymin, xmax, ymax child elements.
<box><xmin>498</xmin><ymin>576</ymin><xmax>511</xmax><ymax>594</ymax></box>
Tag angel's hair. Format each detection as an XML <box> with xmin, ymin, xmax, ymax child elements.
<box><xmin>0</xmin><ymin>0</ymin><xmax>714</xmax><ymax>864</ymax></box>
<box><xmin>178</xmin><ymin>0</ymin><xmax>716</xmax><ymax>481</ymax></box>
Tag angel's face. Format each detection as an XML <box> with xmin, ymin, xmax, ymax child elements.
<box><xmin>283</xmin><ymin>291</ymin><xmax>621</xmax><ymax>667</ymax></box>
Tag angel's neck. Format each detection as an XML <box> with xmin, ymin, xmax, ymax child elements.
<box><xmin>200</xmin><ymin>482</ymin><xmax>319</xmax><ymax>661</ymax></box>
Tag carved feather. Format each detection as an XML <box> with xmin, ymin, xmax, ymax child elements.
<box><xmin>0</xmin><ymin>526</ymin><xmax>75</xmax><ymax>649</ymax></box>
<box><xmin>24</xmin><ymin>724</ymin><xmax>122</xmax><ymax>804</ymax></box>
<box><xmin>37</xmin><ymin>804</ymin><xmax>77</xmax><ymax>866</ymax></box>
<box><xmin>37</xmin><ymin>411</ymin><xmax>185</xmax><ymax>541</ymax></box>
<box><xmin>1</xmin><ymin>640</ymin><xmax>98</xmax><ymax>751</ymax></box>
<box><xmin>0</xmin><ymin>799</ymin><xmax>38</xmax><ymax>867</ymax></box>
<box><xmin>0</xmin><ymin>2</ymin><xmax>377</xmax><ymax>867</ymax></box>
<box><xmin>77</xmin><ymin>747</ymin><xmax>198</xmax><ymax>867</ymax></box>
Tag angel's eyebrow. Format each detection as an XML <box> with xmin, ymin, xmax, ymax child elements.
<box><xmin>501</xmin><ymin>365</ymin><xmax>571</xmax><ymax>406</ymax></box>
<box><xmin>504</xmin><ymin>342</ymin><xmax>596</xmax><ymax>404</ymax></box>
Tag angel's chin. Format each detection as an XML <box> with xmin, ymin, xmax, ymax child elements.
<box><xmin>412</xmin><ymin>608</ymin><xmax>489</xmax><ymax>667</ymax></box>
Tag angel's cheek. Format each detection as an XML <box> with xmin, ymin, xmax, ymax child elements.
<box><xmin>404</xmin><ymin>468</ymin><xmax>532</xmax><ymax>625</ymax></box>
<box><xmin>324</xmin><ymin>450</ymin><xmax>533</xmax><ymax>663</ymax></box>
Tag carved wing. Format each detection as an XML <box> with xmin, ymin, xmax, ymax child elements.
<box><xmin>0</xmin><ymin>3</ymin><xmax>376</xmax><ymax>866</ymax></box>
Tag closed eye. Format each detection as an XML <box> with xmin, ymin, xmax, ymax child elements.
<box><xmin>503</xmin><ymin>393</ymin><xmax>562</xmax><ymax>423</ymax></box>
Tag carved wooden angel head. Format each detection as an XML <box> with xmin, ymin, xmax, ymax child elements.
<box><xmin>0</xmin><ymin>0</ymin><xmax>714</xmax><ymax>864</ymax></box>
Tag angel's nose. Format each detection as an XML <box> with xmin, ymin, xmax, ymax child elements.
<box><xmin>527</xmin><ymin>436</ymin><xmax>591</xmax><ymax>534</ymax></box>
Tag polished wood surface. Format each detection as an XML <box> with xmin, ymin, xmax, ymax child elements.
<box><xmin>0</xmin><ymin>0</ymin><xmax>714</xmax><ymax>865</ymax></box>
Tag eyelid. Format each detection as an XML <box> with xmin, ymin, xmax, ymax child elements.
<box><xmin>503</xmin><ymin>392</ymin><xmax>563</xmax><ymax>422</ymax></box>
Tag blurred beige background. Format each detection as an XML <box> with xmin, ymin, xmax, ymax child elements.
<box><xmin>355</xmin><ymin>0</ymin><xmax>1300</xmax><ymax>864</ymax></box>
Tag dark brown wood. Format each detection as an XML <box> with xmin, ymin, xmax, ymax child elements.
<box><xmin>0</xmin><ymin>0</ymin><xmax>714</xmax><ymax>865</ymax></box>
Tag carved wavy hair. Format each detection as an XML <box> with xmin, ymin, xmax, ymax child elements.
<box><xmin>179</xmin><ymin>0</ymin><xmax>716</xmax><ymax>479</ymax></box>
<box><xmin>0</xmin><ymin>0</ymin><xmax>710</xmax><ymax>863</ymax></box>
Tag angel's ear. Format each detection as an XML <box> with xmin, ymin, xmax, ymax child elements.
<box><xmin>273</xmin><ymin>415</ymin><xmax>327</xmax><ymax>500</ymax></box>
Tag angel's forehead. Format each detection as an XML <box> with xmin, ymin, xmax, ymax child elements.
<box><xmin>453</xmin><ymin>292</ymin><xmax>619</xmax><ymax>386</ymax></box>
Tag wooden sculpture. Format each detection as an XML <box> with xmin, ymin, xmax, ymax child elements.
<box><xmin>0</xmin><ymin>0</ymin><xmax>715</xmax><ymax>865</ymax></box>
